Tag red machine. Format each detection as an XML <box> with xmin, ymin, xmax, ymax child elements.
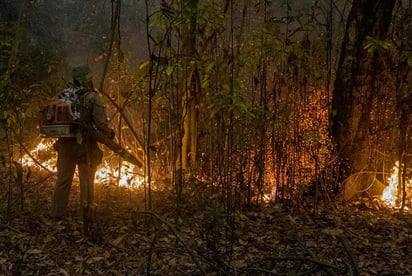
<box><xmin>39</xmin><ymin>89</ymin><xmax>143</xmax><ymax>167</ymax></box>
<box><xmin>39</xmin><ymin>100</ymin><xmax>79</xmax><ymax>137</ymax></box>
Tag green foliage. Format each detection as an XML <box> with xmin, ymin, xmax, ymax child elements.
<box><xmin>0</xmin><ymin>65</ymin><xmax>64</xmax><ymax>129</ymax></box>
<box><xmin>206</xmin><ymin>78</ymin><xmax>255</xmax><ymax>121</ymax></box>
<box><xmin>174</xmin><ymin>1</ymin><xmax>226</xmax><ymax>35</ymax></box>
<box><xmin>243</xmin><ymin>19</ymin><xmax>284</xmax><ymax>68</ymax></box>
<box><xmin>195</xmin><ymin>2</ymin><xmax>225</xmax><ymax>37</ymax></box>
<box><xmin>0</xmin><ymin>23</ymin><xmax>15</xmax><ymax>74</ymax></box>
<box><xmin>154</xmin><ymin>1</ymin><xmax>225</xmax><ymax>47</ymax></box>
<box><xmin>363</xmin><ymin>36</ymin><xmax>391</xmax><ymax>53</ymax></box>
<box><xmin>26</xmin><ymin>81</ymin><xmax>60</xmax><ymax>117</ymax></box>
<box><xmin>399</xmin><ymin>50</ymin><xmax>412</xmax><ymax>68</ymax></box>
<box><xmin>0</xmin><ymin>76</ymin><xmax>16</xmax><ymax>127</ymax></box>
<box><xmin>12</xmin><ymin>161</ymin><xmax>23</xmax><ymax>180</ymax></box>
<box><xmin>0</xmin><ymin>22</ymin><xmax>18</xmax><ymax>127</ymax></box>
<box><xmin>234</xmin><ymin>210</ymin><xmax>249</xmax><ymax>229</ymax></box>
<box><xmin>166</xmin><ymin>65</ymin><xmax>174</xmax><ymax>76</ymax></box>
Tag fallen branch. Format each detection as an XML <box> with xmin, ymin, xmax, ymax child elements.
<box><xmin>243</xmin><ymin>267</ymin><xmax>282</xmax><ymax>275</ymax></box>
<box><xmin>33</xmin><ymin>172</ymin><xmax>55</xmax><ymax>186</ymax></box>
<box><xmin>12</xmin><ymin>129</ymin><xmax>54</xmax><ymax>173</ymax></box>
<box><xmin>339</xmin><ymin>236</ymin><xmax>359</xmax><ymax>276</ymax></box>
<box><xmin>266</xmin><ymin>256</ymin><xmax>339</xmax><ymax>271</ymax></box>
<box><xmin>137</xmin><ymin>211</ymin><xmax>206</xmax><ymax>276</ymax></box>
<box><xmin>0</xmin><ymin>223</ymin><xmax>21</xmax><ymax>233</ymax></box>
<box><xmin>298</xmin><ymin>240</ymin><xmax>339</xmax><ymax>275</ymax></box>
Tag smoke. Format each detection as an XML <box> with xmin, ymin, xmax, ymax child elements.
<box><xmin>28</xmin><ymin>1</ymin><xmax>108</xmax><ymax>76</ymax></box>
<box><xmin>23</xmin><ymin>0</ymin><xmax>147</xmax><ymax>81</ymax></box>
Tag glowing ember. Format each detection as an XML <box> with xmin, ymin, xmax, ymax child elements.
<box><xmin>22</xmin><ymin>138</ymin><xmax>143</xmax><ymax>187</ymax></box>
<box><xmin>381</xmin><ymin>161</ymin><xmax>412</xmax><ymax>208</ymax></box>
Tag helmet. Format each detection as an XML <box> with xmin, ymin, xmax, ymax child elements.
<box><xmin>71</xmin><ymin>65</ymin><xmax>92</xmax><ymax>85</ymax></box>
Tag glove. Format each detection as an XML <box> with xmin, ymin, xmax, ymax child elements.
<box><xmin>108</xmin><ymin>129</ymin><xmax>115</xmax><ymax>140</ymax></box>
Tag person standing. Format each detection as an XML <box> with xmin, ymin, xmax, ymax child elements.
<box><xmin>50</xmin><ymin>65</ymin><xmax>114</xmax><ymax>231</ymax></box>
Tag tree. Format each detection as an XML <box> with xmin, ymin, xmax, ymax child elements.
<box><xmin>393</xmin><ymin>0</ymin><xmax>412</xmax><ymax>209</ymax></box>
<box><xmin>180</xmin><ymin>0</ymin><xmax>200</xmax><ymax>170</ymax></box>
<box><xmin>331</xmin><ymin>0</ymin><xmax>396</xmax><ymax>198</ymax></box>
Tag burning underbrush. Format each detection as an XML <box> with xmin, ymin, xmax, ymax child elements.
<box><xmin>381</xmin><ymin>161</ymin><xmax>412</xmax><ymax>210</ymax></box>
<box><xmin>21</xmin><ymin>138</ymin><xmax>144</xmax><ymax>188</ymax></box>
<box><xmin>20</xmin><ymin>138</ymin><xmax>412</xmax><ymax>211</ymax></box>
<box><xmin>1</xmin><ymin>139</ymin><xmax>411</xmax><ymax>275</ymax></box>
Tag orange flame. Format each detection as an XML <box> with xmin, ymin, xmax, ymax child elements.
<box><xmin>22</xmin><ymin>139</ymin><xmax>143</xmax><ymax>187</ymax></box>
<box><xmin>381</xmin><ymin>162</ymin><xmax>400</xmax><ymax>206</ymax></box>
<box><xmin>95</xmin><ymin>160</ymin><xmax>143</xmax><ymax>187</ymax></box>
<box><xmin>381</xmin><ymin>161</ymin><xmax>412</xmax><ymax>208</ymax></box>
<box><xmin>22</xmin><ymin>139</ymin><xmax>57</xmax><ymax>172</ymax></box>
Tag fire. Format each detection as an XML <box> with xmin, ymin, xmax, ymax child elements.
<box><xmin>381</xmin><ymin>162</ymin><xmax>400</xmax><ymax>206</ymax></box>
<box><xmin>381</xmin><ymin>161</ymin><xmax>412</xmax><ymax>208</ymax></box>
<box><xmin>95</xmin><ymin>160</ymin><xmax>143</xmax><ymax>187</ymax></box>
<box><xmin>22</xmin><ymin>139</ymin><xmax>57</xmax><ymax>172</ymax></box>
<box><xmin>22</xmin><ymin>139</ymin><xmax>143</xmax><ymax>187</ymax></box>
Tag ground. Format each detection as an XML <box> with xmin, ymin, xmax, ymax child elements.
<box><xmin>0</xmin><ymin>172</ymin><xmax>411</xmax><ymax>275</ymax></box>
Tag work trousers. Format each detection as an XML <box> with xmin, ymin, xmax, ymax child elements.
<box><xmin>51</xmin><ymin>139</ymin><xmax>100</xmax><ymax>218</ymax></box>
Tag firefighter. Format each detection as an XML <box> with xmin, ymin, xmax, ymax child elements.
<box><xmin>50</xmin><ymin>65</ymin><xmax>115</xmax><ymax>224</ymax></box>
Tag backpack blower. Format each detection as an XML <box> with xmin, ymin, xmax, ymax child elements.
<box><xmin>39</xmin><ymin>87</ymin><xmax>143</xmax><ymax>167</ymax></box>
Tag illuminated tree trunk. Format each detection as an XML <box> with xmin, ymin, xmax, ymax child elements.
<box><xmin>179</xmin><ymin>0</ymin><xmax>199</xmax><ymax>170</ymax></box>
<box><xmin>395</xmin><ymin>4</ymin><xmax>412</xmax><ymax>210</ymax></box>
<box><xmin>331</xmin><ymin>0</ymin><xmax>396</xmax><ymax>193</ymax></box>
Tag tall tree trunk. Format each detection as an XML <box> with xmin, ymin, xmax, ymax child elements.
<box><xmin>180</xmin><ymin>0</ymin><xmax>199</xmax><ymax>170</ymax></box>
<box><xmin>395</xmin><ymin>2</ymin><xmax>412</xmax><ymax>210</ymax></box>
<box><xmin>331</xmin><ymin>0</ymin><xmax>396</xmax><ymax>198</ymax></box>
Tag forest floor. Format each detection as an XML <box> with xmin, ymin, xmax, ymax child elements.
<box><xmin>0</xmin><ymin>171</ymin><xmax>411</xmax><ymax>275</ymax></box>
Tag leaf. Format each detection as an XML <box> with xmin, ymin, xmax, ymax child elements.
<box><xmin>58</xmin><ymin>268</ymin><xmax>69</xmax><ymax>276</ymax></box>
<box><xmin>363</xmin><ymin>35</ymin><xmax>391</xmax><ymax>53</ymax></box>
<box><xmin>87</xmin><ymin>256</ymin><xmax>104</xmax><ymax>264</ymax></box>
<box><xmin>166</xmin><ymin>66</ymin><xmax>174</xmax><ymax>76</ymax></box>
<box><xmin>239</xmin><ymin>239</ymin><xmax>248</xmax><ymax>246</ymax></box>
<box><xmin>232</xmin><ymin>259</ymin><xmax>247</xmax><ymax>268</ymax></box>
<box><xmin>13</xmin><ymin>161</ymin><xmax>23</xmax><ymax>180</ymax></box>
<box><xmin>26</xmin><ymin>249</ymin><xmax>42</xmax><ymax>254</ymax></box>
<box><xmin>139</xmin><ymin>61</ymin><xmax>150</xmax><ymax>70</ymax></box>
<box><xmin>321</xmin><ymin>227</ymin><xmax>344</xmax><ymax>237</ymax></box>
<box><xmin>111</xmin><ymin>233</ymin><xmax>128</xmax><ymax>246</ymax></box>
<box><xmin>288</xmin><ymin>214</ymin><xmax>296</xmax><ymax>224</ymax></box>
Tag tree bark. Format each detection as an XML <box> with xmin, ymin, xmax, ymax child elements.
<box><xmin>331</xmin><ymin>0</ymin><xmax>396</xmax><ymax>197</ymax></box>
<box><xmin>180</xmin><ymin>0</ymin><xmax>199</xmax><ymax>169</ymax></box>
